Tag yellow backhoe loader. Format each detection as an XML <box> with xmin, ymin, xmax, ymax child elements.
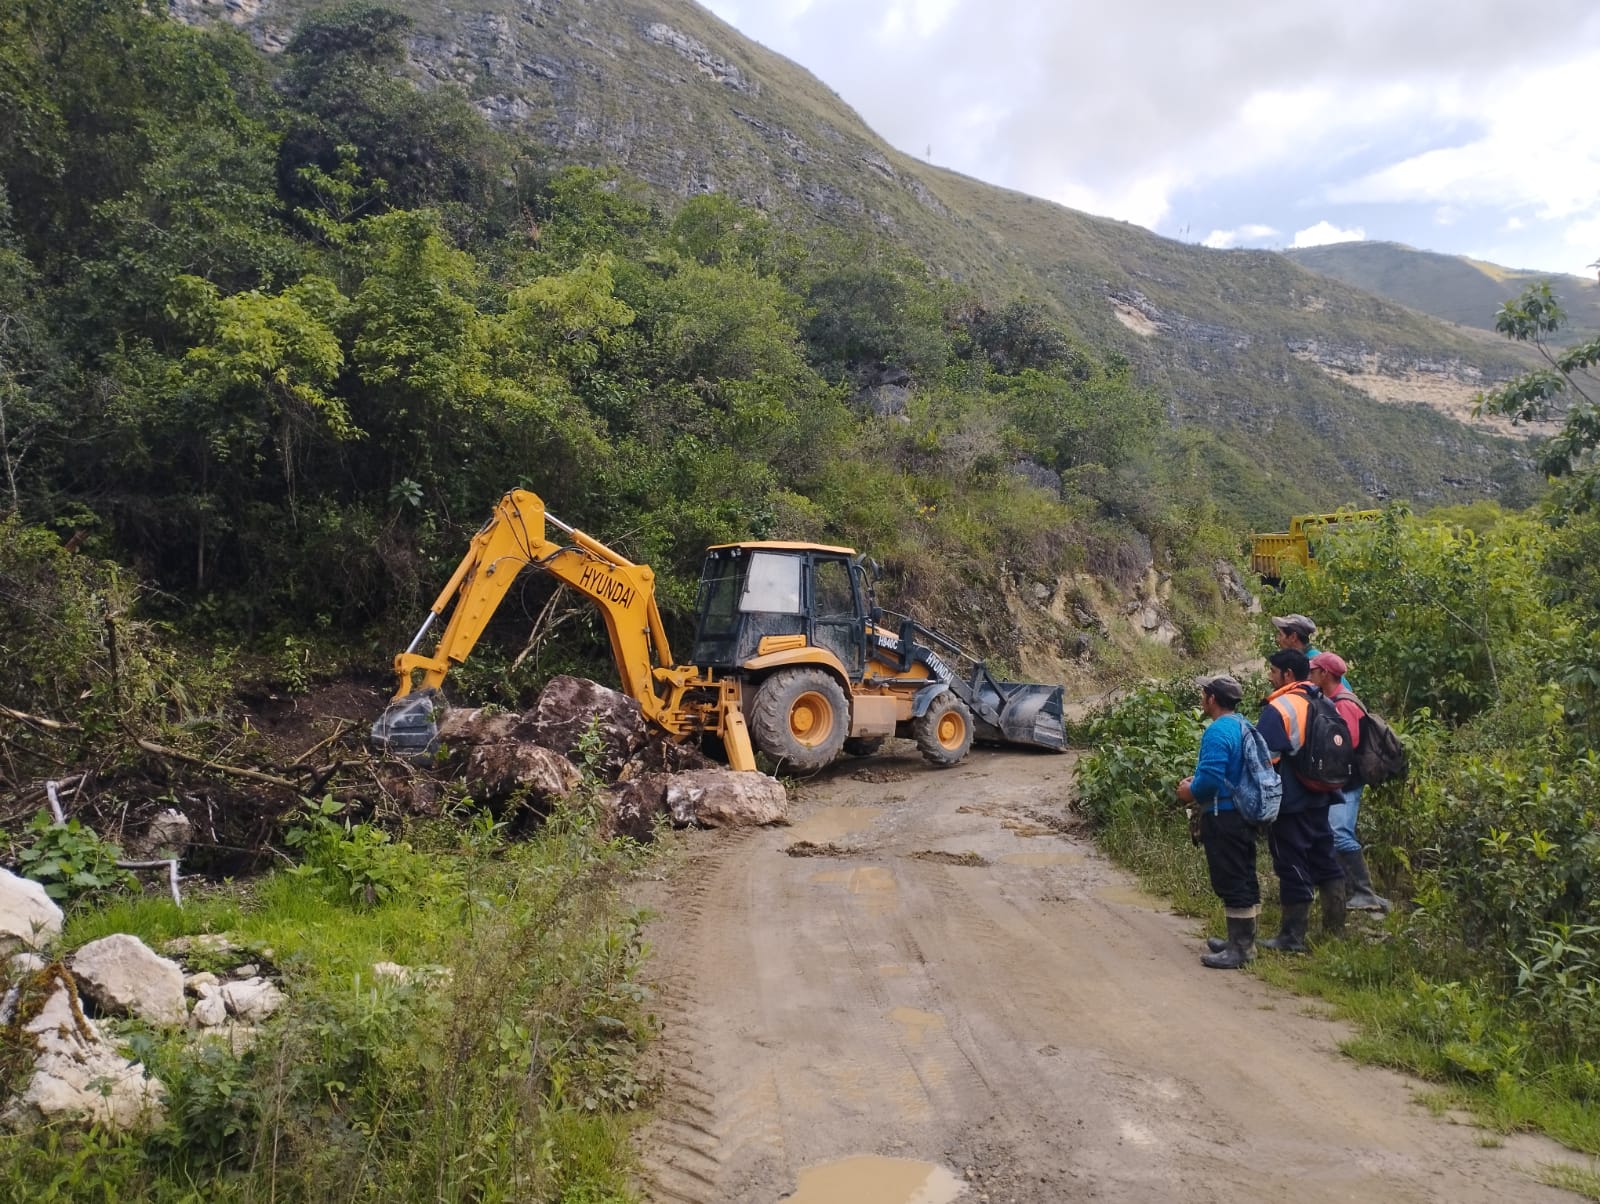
<box><xmin>371</xmin><ymin>490</ymin><xmax>1066</xmax><ymax>771</ymax></box>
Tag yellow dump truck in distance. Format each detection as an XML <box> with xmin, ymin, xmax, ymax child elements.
<box><xmin>1249</xmin><ymin>511</ymin><xmax>1382</xmax><ymax>585</ymax></box>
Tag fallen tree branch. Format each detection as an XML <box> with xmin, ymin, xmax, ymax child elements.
<box><xmin>135</xmin><ymin>739</ymin><xmax>301</xmax><ymax>791</ymax></box>
<box><xmin>0</xmin><ymin>704</ymin><xmax>81</xmax><ymax>731</ymax></box>
<box><xmin>287</xmin><ymin>719</ymin><xmax>351</xmax><ymax>768</ymax></box>
<box><xmin>117</xmin><ymin>858</ymin><xmax>182</xmax><ymax>907</ymax></box>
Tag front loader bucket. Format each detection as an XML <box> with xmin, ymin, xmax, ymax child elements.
<box><xmin>971</xmin><ymin>679</ymin><xmax>1068</xmax><ymax>751</ymax></box>
<box><xmin>370</xmin><ymin>688</ymin><xmax>446</xmax><ymax>762</ymax></box>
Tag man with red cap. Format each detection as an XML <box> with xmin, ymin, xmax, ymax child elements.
<box><xmin>1308</xmin><ymin>651</ymin><xmax>1390</xmax><ymax>913</ymax></box>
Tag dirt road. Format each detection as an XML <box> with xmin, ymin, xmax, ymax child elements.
<box><xmin>636</xmin><ymin>745</ymin><xmax>1583</xmax><ymax>1203</ymax></box>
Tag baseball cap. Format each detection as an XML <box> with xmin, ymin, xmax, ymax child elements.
<box><xmin>1309</xmin><ymin>651</ymin><xmax>1348</xmax><ymax>678</ymax></box>
<box><xmin>1271</xmin><ymin>614</ymin><xmax>1318</xmax><ymax>638</ymax></box>
<box><xmin>1197</xmin><ymin>674</ymin><xmax>1244</xmax><ymax>704</ymax></box>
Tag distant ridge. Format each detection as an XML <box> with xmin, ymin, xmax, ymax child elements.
<box><xmin>1284</xmin><ymin>241</ymin><xmax>1600</xmax><ymax>341</ymax></box>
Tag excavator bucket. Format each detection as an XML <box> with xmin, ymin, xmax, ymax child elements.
<box><xmin>966</xmin><ymin>675</ymin><xmax>1068</xmax><ymax>751</ymax></box>
<box><xmin>370</xmin><ymin>688</ymin><xmax>445</xmax><ymax>761</ymax></box>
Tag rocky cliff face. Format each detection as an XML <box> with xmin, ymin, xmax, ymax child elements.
<box><xmin>168</xmin><ymin>0</ymin><xmax>1541</xmax><ymax>508</ymax></box>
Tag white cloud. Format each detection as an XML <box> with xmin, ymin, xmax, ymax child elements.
<box><xmin>1502</xmin><ymin>216</ymin><xmax>1525</xmax><ymax>232</ymax></box>
<box><xmin>1293</xmin><ymin>221</ymin><xmax>1365</xmax><ymax>248</ymax></box>
<box><xmin>1202</xmin><ymin>223</ymin><xmax>1280</xmax><ymax>249</ymax></box>
<box><xmin>700</xmin><ymin>0</ymin><xmax>1600</xmax><ymax>265</ymax></box>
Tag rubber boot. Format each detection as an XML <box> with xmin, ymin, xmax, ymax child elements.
<box><xmin>1260</xmin><ymin>902</ymin><xmax>1311</xmax><ymax>953</ymax></box>
<box><xmin>1320</xmin><ymin>876</ymin><xmax>1347</xmax><ymax>937</ymax></box>
<box><xmin>1201</xmin><ymin>917</ymin><xmax>1256</xmax><ymax>969</ymax></box>
<box><xmin>1338</xmin><ymin>849</ymin><xmax>1391</xmax><ymax>913</ymax></box>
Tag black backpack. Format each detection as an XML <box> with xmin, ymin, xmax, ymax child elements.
<box><xmin>1345</xmin><ymin>693</ymin><xmax>1409</xmax><ymax>787</ymax></box>
<box><xmin>1290</xmin><ymin>690</ymin><xmax>1355</xmax><ymax>792</ymax></box>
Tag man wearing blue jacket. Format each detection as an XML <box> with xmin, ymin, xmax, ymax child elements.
<box><xmin>1176</xmin><ymin>674</ymin><xmax>1258</xmax><ymax>969</ymax></box>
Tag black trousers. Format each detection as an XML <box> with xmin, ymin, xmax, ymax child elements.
<box><xmin>1267</xmin><ymin>806</ymin><xmax>1343</xmax><ymax>905</ymax></box>
<box><xmin>1200</xmin><ymin>808</ymin><xmax>1260</xmax><ymax>911</ymax></box>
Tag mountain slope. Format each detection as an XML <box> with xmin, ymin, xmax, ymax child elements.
<box><xmin>1285</xmin><ymin>242</ymin><xmax>1600</xmax><ymax>341</ymax></box>
<box><xmin>177</xmin><ymin>0</ymin><xmax>1544</xmax><ymax>512</ymax></box>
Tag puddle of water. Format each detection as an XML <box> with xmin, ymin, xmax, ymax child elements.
<box><xmin>888</xmin><ymin>1006</ymin><xmax>945</xmax><ymax>1045</ymax></box>
<box><xmin>811</xmin><ymin>866</ymin><xmax>897</xmax><ymax>894</ymax></box>
<box><xmin>1097</xmin><ymin>883</ymin><xmax>1166</xmax><ymax>910</ymax></box>
<box><xmin>789</xmin><ymin>805</ymin><xmax>884</xmax><ymax>845</ymax></box>
<box><xmin>999</xmin><ymin>851</ymin><xmax>1084</xmax><ymax>867</ymax></box>
<box><xmin>783</xmin><ymin>1155</ymin><xmax>966</xmax><ymax>1204</ymax></box>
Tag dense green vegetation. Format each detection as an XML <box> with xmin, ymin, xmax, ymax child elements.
<box><xmin>1076</xmin><ymin>500</ymin><xmax>1600</xmax><ymax>1156</ymax></box>
<box><xmin>0</xmin><ymin>0</ymin><xmax>1246</xmax><ymax>706</ymax></box>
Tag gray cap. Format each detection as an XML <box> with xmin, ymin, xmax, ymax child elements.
<box><xmin>1198</xmin><ymin>674</ymin><xmax>1244</xmax><ymax>704</ymax></box>
<box><xmin>1271</xmin><ymin>613</ymin><xmax>1318</xmax><ymax>638</ymax></box>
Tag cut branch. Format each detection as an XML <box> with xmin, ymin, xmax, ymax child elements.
<box><xmin>135</xmin><ymin>738</ymin><xmax>301</xmax><ymax>791</ymax></box>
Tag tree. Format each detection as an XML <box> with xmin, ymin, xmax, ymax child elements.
<box><xmin>1478</xmin><ymin>280</ymin><xmax>1600</xmax><ymax>502</ymax></box>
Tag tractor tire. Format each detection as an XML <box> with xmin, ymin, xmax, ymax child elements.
<box><xmin>749</xmin><ymin>668</ymin><xmax>851</xmax><ymax>771</ymax></box>
<box><xmin>842</xmin><ymin>736</ymin><xmax>885</xmax><ymax>758</ymax></box>
<box><xmin>913</xmin><ymin>693</ymin><xmax>974</xmax><ymax>767</ymax></box>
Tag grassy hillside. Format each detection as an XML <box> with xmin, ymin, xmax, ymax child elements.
<box><xmin>1286</xmin><ymin>241</ymin><xmax>1600</xmax><ymax>341</ymax></box>
<box><xmin>177</xmin><ymin>0</ymin><xmax>1547</xmax><ymax>517</ymax></box>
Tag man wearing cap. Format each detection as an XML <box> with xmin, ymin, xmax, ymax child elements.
<box><xmin>1272</xmin><ymin>613</ymin><xmax>1321</xmax><ymax>656</ymax></box>
<box><xmin>1308</xmin><ymin>652</ymin><xmax>1391</xmax><ymax>913</ymax></box>
<box><xmin>1257</xmin><ymin>649</ymin><xmax>1346</xmax><ymax>952</ymax></box>
<box><xmin>1176</xmin><ymin>674</ymin><xmax>1259</xmax><ymax>969</ymax></box>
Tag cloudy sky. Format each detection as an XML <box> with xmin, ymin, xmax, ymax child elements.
<box><xmin>700</xmin><ymin>0</ymin><xmax>1600</xmax><ymax>275</ymax></box>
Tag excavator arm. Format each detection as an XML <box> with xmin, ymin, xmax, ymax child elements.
<box><xmin>373</xmin><ymin>489</ymin><xmax>756</xmax><ymax>769</ymax></box>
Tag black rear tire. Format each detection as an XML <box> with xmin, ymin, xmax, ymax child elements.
<box><xmin>748</xmin><ymin>668</ymin><xmax>851</xmax><ymax>771</ymax></box>
<box><xmin>842</xmin><ymin>736</ymin><xmax>885</xmax><ymax>758</ymax></box>
<box><xmin>912</xmin><ymin>693</ymin><xmax>974</xmax><ymax>767</ymax></box>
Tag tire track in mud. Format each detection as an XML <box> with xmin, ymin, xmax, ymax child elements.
<box><xmin>636</xmin><ymin>748</ymin><xmax>1584</xmax><ymax>1204</ymax></box>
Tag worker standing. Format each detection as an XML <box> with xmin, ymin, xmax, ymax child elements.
<box><xmin>1176</xmin><ymin>675</ymin><xmax>1259</xmax><ymax>969</ymax></box>
<box><xmin>1308</xmin><ymin>652</ymin><xmax>1391</xmax><ymax>913</ymax></box>
<box><xmin>1256</xmin><ymin>649</ymin><xmax>1346</xmax><ymax>952</ymax></box>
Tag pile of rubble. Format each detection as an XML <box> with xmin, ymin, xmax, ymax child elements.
<box><xmin>423</xmin><ymin>675</ymin><xmax>789</xmax><ymax>836</ymax></box>
<box><xmin>1</xmin><ymin>869</ymin><xmax>283</xmax><ymax>1133</ymax></box>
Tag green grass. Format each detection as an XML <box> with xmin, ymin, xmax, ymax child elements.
<box><xmin>3</xmin><ymin>801</ymin><xmax>657</xmax><ymax>1203</ymax></box>
<box><xmin>1096</xmin><ymin>807</ymin><xmax>1600</xmax><ymax>1156</ymax></box>
<box><xmin>1538</xmin><ymin>1162</ymin><xmax>1600</xmax><ymax>1201</ymax></box>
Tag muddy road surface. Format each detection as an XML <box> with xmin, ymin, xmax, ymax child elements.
<box><xmin>636</xmin><ymin>745</ymin><xmax>1581</xmax><ymax>1203</ymax></box>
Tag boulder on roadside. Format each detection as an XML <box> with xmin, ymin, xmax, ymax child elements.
<box><xmin>604</xmin><ymin>773</ymin><xmax>670</xmax><ymax>841</ymax></box>
<box><xmin>437</xmin><ymin>706</ymin><xmax>536</xmax><ymax>749</ymax></box>
<box><xmin>527</xmin><ymin>676</ymin><xmax>650</xmax><ymax>778</ymax></box>
<box><xmin>2</xmin><ymin>979</ymin><xmax>166</xmax><ymax>1132</ymax></box>
<box><xmin>465</xmin><ymin>742</ymin><xmax>583</xmax><ymax>804</ymax></box>
<box><xmin>69</xmin><ymin>934</ymin><xmax>186</xmax><ymax>1026</ymax></box>
<box><xmin>621</xmin><ymin>738</ymin><xmax>715</xmax><ymax>778</ymax></box>
<box><xmin>666</xmin><ymin>770</ymin><xmax>789</xmax><ymax>828</ymax></box>
<box><xmin>0</xmin><ymin>868</ymin><xmax>63</xmax><ymax>954</ymax></box>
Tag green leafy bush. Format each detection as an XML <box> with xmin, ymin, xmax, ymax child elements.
<box><xmin>5</xmin><ymin>810</ymin><xmax>133</xmax><ymax>903</ymax></box>
<box><xmin>1075</xmin><ymin>683</ymin><xmax>1202</xmax><ymax>829</ymax></box>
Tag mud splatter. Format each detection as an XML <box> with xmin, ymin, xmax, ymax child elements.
<box><xmin>909</xmin><ymin>849</ymin><xmax>990</xmax><ymax>867</ymax></box>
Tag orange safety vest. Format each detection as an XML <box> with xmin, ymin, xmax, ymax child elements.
<box><xmin>1263</xmin><ymin>681</ymin><xmax>1314</xmax><ymax>760</ymax></box>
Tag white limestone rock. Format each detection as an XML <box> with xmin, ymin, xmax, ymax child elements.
<box><xmin>190</xmin><ymin>983</ymin><xmax>228</xmax><ymax>1028</ymax></box>
<box><xmin>69</xmin><ymin>934</ymin><xmax>187</xmax><ymax>1026</ymax></box>
<box><xmin>665</xmin><ymin>770</ymin><xmax>789</xmax><ymax>828</ymax></box>
<box><xmin>221</xmin><ymin>976</ymin><xmax>284</xmax><ymax>1023</ymax></box>
<box><xmin>2</xmin><ymin>981</ymin><xmax>166</xmax><ymax>1132</ymax></box>
<box><xmin>0</xmin><ymin>868</ymin><xmax>63</xmax><ymax>953</ymax></box>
